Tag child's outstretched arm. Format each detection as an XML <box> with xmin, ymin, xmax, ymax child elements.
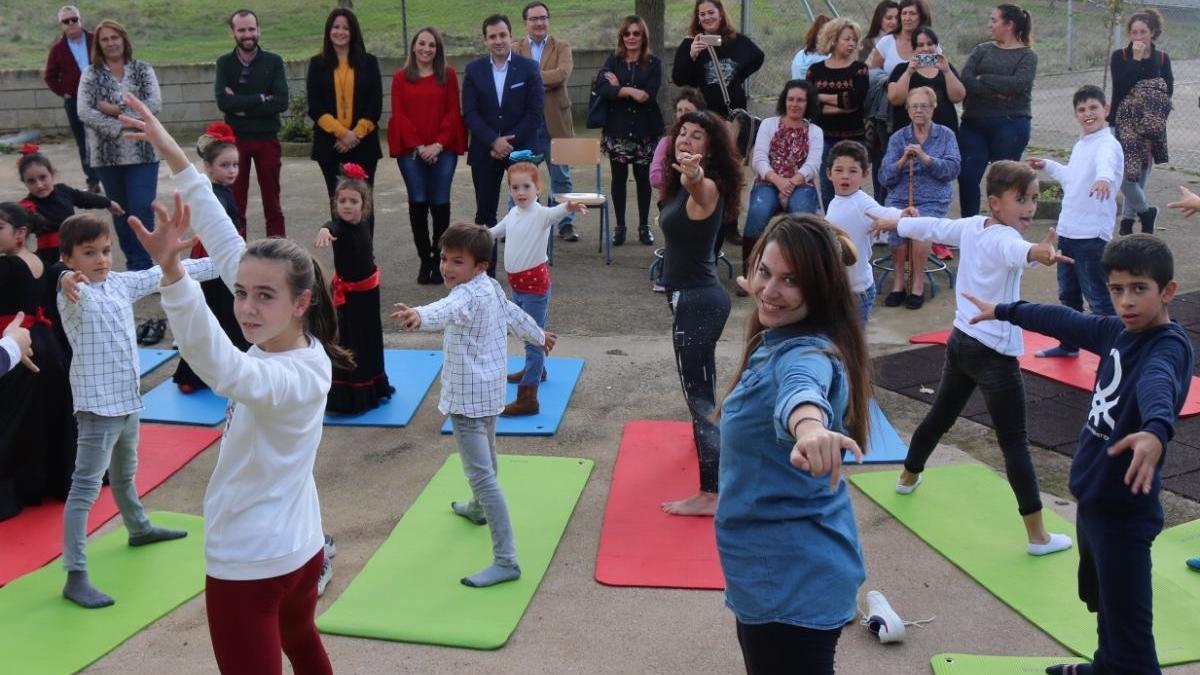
<box><xmin>503</xmin><ymin>298</ymin><xmax>550</xmax><ymax>350</ymax></box>
<box><xmin>964</xmin><ymin>292</ymin><xmax>1119</xmax><ymax>356</ymax></box>
<box><xmin>1168</xmin><ymin>186</ymin><xmax>1200</xmax><ymax>218</ymax></box>
<box><xmin>120</xmin><ymin>93</ymin><xmax>244</xmax><ymax>290</ymax></box>
<box><xmin>1026</xmin><ymin>228</ymin><xmax>1074</xmax><ymax>267</ymax></box>
<box><xmin>1112</xmin><ymin>338</ymin><xmax>1192</xmax><ymax>494</ymax></box>
<box><xmin>392</xmin><ymin>288</ymin><xmax>473</xmax><ymax>332</ymax></box>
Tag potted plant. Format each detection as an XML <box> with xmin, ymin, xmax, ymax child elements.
<box><xmin>278</xmin><ymin>93</ymin><xmax>312</xmax><ymax>158</ymax></box>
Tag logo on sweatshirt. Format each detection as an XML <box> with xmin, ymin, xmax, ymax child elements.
<box><xmin>1089</xmin><ymin>348</ymin><xmax>1122</xmax><ymax>430</ymax></box>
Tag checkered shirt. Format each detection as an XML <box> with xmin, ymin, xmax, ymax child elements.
<box><xmin>417</xmin><ymin>273</ymin><xmax>545</xmax><ymax>417</ymax></box>
<box><xmin>59</xmin><ymin>258</ymin><xmax>216</xmax><ymax>416</ymax></box>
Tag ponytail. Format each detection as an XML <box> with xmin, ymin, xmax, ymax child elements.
<box><xmin>242</xmin><ymin>238</ymin><xmax>356</xmax><ymax>372</ymax></box>
<box><xmin>997</xmin><ymin>4</ymin><xmax>1032</xmax><ymax>45</ymax></box>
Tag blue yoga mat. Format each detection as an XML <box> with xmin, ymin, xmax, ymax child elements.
<box><xmin>324</xmin><ymin>350</ymin><xmax>442</xmax><ymax>427</ymax></box>
<box><xmin>138</xmin><ymin>348</ymin><xmax>177</xmax><ymax>377</ymax></box>
<box><xmin>141</xmin><ymin>350</ymin><xmax>442</xmax><ymax>428</ymax></box>
<box><xmin>440</xmin><ymin>356</ymin><xmax>584</xmax><ymax>436</ymax></box>
<box><xmin>851</xmin><ymin>398</ymin><xmax>909</xmax><ymax>464</ymax></box>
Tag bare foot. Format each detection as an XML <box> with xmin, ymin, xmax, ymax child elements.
<box><xmin>661</xmin><ymin>491</ymin><xmax>718</xmax><ymax>516</ymax></box>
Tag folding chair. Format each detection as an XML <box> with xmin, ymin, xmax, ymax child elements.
<box><xmin>550</xmin><ymin>138</ymin><xmax>612</xmax><ymax>264</ymax></box>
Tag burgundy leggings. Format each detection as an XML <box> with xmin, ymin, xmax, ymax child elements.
<box><xmin>205</xmin><ymin>551</ymin><xmax>332</xmax><ymax>675</ymax></box>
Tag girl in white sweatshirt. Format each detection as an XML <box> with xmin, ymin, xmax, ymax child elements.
<box><xmin>120</xmin><ymin>93</ymin><xmax>341</xmax><ymax>675</ymax></box>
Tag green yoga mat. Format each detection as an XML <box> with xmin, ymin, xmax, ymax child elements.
<box><xmin>931</xmin><ymin>653</ymin><xmax>1087</xmax><ymax>673</ymax></box>
<box><xmin>851</xmin><ymin>464</ymin><xmax>1200</xmax><ymax>666</ymax></box>
<box><xmin>317</xmin><ymin>454</ymin><xmax>593</xmax><ymax>649</ymax></box>
<box><xmin>0</xmin><ymin>511</ymin><xmax>205</xmax><ymax>674</ymax></box>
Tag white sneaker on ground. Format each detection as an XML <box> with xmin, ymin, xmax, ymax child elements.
<box><xmin>1027</xmin><ymin>532</ymin><xmax>1073</xmax><ymax>556</ymax></box>
<box><xmin>895</xmin><ymin>474</ymin><xmax>922</xmax><ymax>495</ymax></box>
<box><xmin>324</xmin><ymin>534</ymin><xmax>336</xmax><ymax>560</ymax></box>
<box><xmin>317</xmin><ymin>557</ymin><xmax>333</xmax><ymax>597</ymax></box>
<box><xmin>865</xmin><ymin>590</ymin><xmax>906</xmax><ymax>644</ymax></box>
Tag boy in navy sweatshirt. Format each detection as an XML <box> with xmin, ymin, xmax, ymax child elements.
<box><xmin>964</xmin><ymin>234</ymin><xmax>1194</xmax><ymax>675</ymax></box>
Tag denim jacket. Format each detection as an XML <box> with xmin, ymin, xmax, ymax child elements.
<box><xmin>715</xmin><ymin>328</ymin><xmax>865</xmax><ymax>628</ymax></box>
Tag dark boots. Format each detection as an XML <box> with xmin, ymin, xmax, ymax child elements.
<box><xmin>409</xmin><ymin>201</ymin><xmax>433</xmax><ymax>284</ymax></box>
<box><xmin>502</xmin><ymin>384</ymin><xmax>540</xmax><ymax>416</ymax></box>
<box><xmin>1139</xmin><ymin>206</ymin><xmax>1158</xmax><ymax>234</ymax></box>
<box><xmin>638</xmin><ymin>224</ymin><xmax>654</xmax><ymax>245</ymax></box>
<box><xmin>613</xmin><ymin>224</ymin><xmax>627</xmax><ymax>246</ymax></box>
<box><xmin>429</xmin><ymin>203</ymin><xmax>450</xmax><ymax>284</ymax></box>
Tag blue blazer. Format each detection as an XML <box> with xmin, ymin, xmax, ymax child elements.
<box><xmin>461</xmin><ymin>52</ymin><xmax>545</xmax><ymax>166</ymax></box>
<box><xmin>0</xmin><ymin>341</ymin><xmax>11</xmax><ymax>377</ymax></box>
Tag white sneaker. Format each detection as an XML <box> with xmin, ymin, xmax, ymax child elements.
<box><xmin>317</xmin><ymin>557</ymin><xmax>333</xmax><ymax>597</ymax></box>
<box><xmin>895</xmin><ymin>474</ymin><xmax>922</xmax><ymax>495</ymax></box>
<box><xmin>865</xmin><ymin>590</ymin><xmax>905</xmax><ymax>644</ymax></box>
<box><xmin>323</xmin><ymin>534</ymin><xmax>336</xmax><ymax>560</ymax></box>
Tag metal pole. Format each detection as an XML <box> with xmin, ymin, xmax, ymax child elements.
<box><xmin>800</xmin><ymin>0</ymin><xmax>816</xmax><ymax>22</ymax></box>
<box><xmin>1066</xmin><ymin>0</ymin><xmax>1073</xmax><ymax>70</ymax></box>
<box><xmin>401</xmin><ymin>0</ymin><xmax>409</xmax><ymax>52</ymax></box>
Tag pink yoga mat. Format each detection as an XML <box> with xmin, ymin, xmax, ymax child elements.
<box><xmin>595</xmin><ymin>420</ymin><xmax>724</xmax><ymax>590</ymax></box>
<box><xmin>0</xmin><ymin>423</ymin><xmax>220</xmax><ymax>586</ymax></box>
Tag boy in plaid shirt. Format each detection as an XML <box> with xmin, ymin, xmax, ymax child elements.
<box><xmin>56</xmin><ymin>213</ymin><xmax>217</xmax><ymax>608</ymax></box>
<box><xmin>392</xmin><ymin>223</ymin><xmax>555</xmax><ymax>587</ymax></box>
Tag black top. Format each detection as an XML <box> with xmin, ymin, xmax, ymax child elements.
<box><xmin>212</xmin><ymin>183</ymin><xmax>244</xmax><ymax>235</ymax></box>
<box><xmin>0</xmin><ymin>257</ymin><xmax>39</xmax><ymax>315</ymax></box>
<box><xmin>214</xmin><ymin>49</ymin><xmax>289</xmax><ymax>139</ymax></box>
<box><xmin>671</xmin><ymin>35</ymin><xmax>764</xmax><ymax>118</ymax></box>
<box><xmin>306</xmin><ymin>53</ymin><xmax>384</xmax><ymax>163</ymax></box>
<box><xmin>660</xmin><ymin>189</ymin><xmax>723</xmax><ymax>289</ymax></box>
<box><xmin>1109</xmin><ymin>43</ymin><xmax>1174</xmax><ymax>127</ymax></box>
<box><xmin>887</xmin><ymin>63</ymin><xmax>961</xmax><ymax>132</ymax></box>
<box><xmin>598</xmin><ymin>54</ymin><xmax>664</xmax><ymax>139</ymax></box>
<box><xmin>324</xmin><ymin>215</ymin><xmax>375</xmax><ymax>282</ymax></box>
<box><xmin>806</xmin><ymin>60</ymin><xmax>870</xmax><ymax>140</ymax></box>
<box><xmin>27</xmin><ymin>184</ymin><xmax>111</xmax><ymax>231</ymax></box>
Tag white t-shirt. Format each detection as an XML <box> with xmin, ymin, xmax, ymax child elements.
<box><xmin>826</xmin><ymin>190</ymin><xmax>902</xmax><ymax>293</ymax></box>
<box><xmin>873</xmin><ymin>33</ymin><xmax>942</xmax><ymax>73</ymax></box>
<box><xmin>491</xmin><ymin>202</ymin><xmax>568</xmax><ymax>274</ymax></box>
<box><xmin>899</xmin><ymin>216</ymin><xmax>1034</xmax><ymax>355</ymax></box>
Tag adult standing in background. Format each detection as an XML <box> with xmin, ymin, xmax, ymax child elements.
<box><xmin>389</xmin><ymin>27</ymin><xmax>466</xmax><ymax>285</ymax></box>
<box><xmin>868</xmin><ymin>0</ymin><xmax>933</xmax><ymax>73</ymax></box>
<box><xmin>806</xmin><ymin>18</ymin><xmax>869</xmax><ymax>209</ymax></box>
<box><xmin>216</xmin><ymin>9</ymin><xmax>289</xmax><ymax>237</ymax></box>
<box><xmin>859</xmin><ymin>1</ymin><xmax>899</xmax><ymax>63</ymax></box>
<box><xmin>44</xmin><ymin>5</ymin><xmax>100</xmax><ymax>193</ymax></box>
<box><xmin>461</xmin><ymin>14</ymin><xmax>544</xmax><ymax>272</ymax></box>
<box><xmin>671</xmin><ymin>0</ymin><xmax>763</xmax><ymax>246</ymax></box>
<box><xmin>597</xmin><ymin>15</ymin><xmax>663</xmax><ymax>247</ymax></box>
<box><xmin>514</xmin><ymin>2</ymin><xmax>579</xmax><ymax>242</ymax></box>
<box><xmin>957</xmin><ymin>4</ymin><xmax>1037</xmax><ymax>217</ymax></box>
<box><xmin>790</xmin><ymin>15</ymin><xmax>830</xmax><ymax>81</ymax></box>
<box><xmin>306</xmin><ymin>8</ymin><xmax>382</xmax><ymax>203</ymax></box>
<box><xmin>1110</xmin><ymin>7</ymin><xmax>1173</xmax><ymax>235</ymax></box>
<box><xmin>77</xmin><ymin>19</ymin><xmax>160</xmax><ymax>272</ymax></box>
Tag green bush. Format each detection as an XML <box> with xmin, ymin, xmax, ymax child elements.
<box><xmin>279</xmin><ymin>93</ymin><xmax>313</xmax><ymax>143</ymax></box>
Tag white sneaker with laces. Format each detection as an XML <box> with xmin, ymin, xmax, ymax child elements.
<box><xmin>865</xmin><ymin>590</ymin><xmax>906</xmax><ymax>644</ymax></box>
<box><xmin>324</xmin><ymin>534</ymin><xmax>336</xmax><ymax>560</ymax></box>
<box><xmin>317</xmin><ymin>557</ymin><xmax>333</xmax><ymax>597</ymax></box>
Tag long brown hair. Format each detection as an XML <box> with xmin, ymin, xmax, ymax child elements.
<box><xmin>242</xmin><ymin>238</ymin><xmax>355</xmax><ymax>371</ymax></box>
<box><xmin>865</xmin><ymin>1</ymin><xmax>899</xmax><ymax>40</ymax></box>
<box><xmin>403</xmin><ymin>27</ymin><xmax>448</xmax><ymax>84</ymax></box>
<box><xmin>615</xmin><ymin>15</ymin><xmax>652</xmax><ymax>64</ymax></box>
<box><xmin>720</xmin><ymin>215</ymin><xmax>872</xmax><ymax>448</ymax></box>
<box><xmin>688</xmin><ymin>0</ymin><xmax>737</xmax><ymax>40</ymax></box>
<box><xmin>661</xmin><ymin>111</ymin><xmax>744</xmax><ymax>223</ymax></box>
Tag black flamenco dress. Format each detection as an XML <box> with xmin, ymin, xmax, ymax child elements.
<box><xmin>0</xmin><ymin>255</ymin><xmax>76</xmax><ymax>521</ymax></box>
<box><xmin>173</xmin><ymin>184</ymin><xmax>251</xmax><ymax>389</ymax></box>
<box><xmin>325</xmin><ymin>215</ymin><xmax>394</xmax><ymax>414</ymax></box>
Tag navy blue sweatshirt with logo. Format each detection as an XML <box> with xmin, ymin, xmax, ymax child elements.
<box><xmin>995</xmin><ymin>302</ymin><xmax>1194</xmax><ymax>517</ymax></box>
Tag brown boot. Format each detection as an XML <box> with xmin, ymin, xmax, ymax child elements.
<box><xmin>502</xmin><ymin>384</ymin><xmax>540</xmax><ymax>416</ymax></box>
<box><xmin>506</xmin><ymin>369</ymin><xmax>525</xmax><ymax>383</ymax></box>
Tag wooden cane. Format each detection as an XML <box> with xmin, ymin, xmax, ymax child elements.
<box><xmin>906</xmin><ymin>157</ymin><xmax>915</xmax><ymax>293</ymax></box>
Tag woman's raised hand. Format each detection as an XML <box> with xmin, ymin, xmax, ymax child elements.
<box><xmin>130</xmin><ymin>192</ymin><xmax>198</xmax><ymax>285</ymax></box>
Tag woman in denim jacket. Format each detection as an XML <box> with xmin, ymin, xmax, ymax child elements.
<box><xmin>715</xmin><ymin>214</ymin><xmax>870</xmax><ymax>674</ymax></box>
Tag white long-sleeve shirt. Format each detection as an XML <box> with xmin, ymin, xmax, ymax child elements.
<box><xmin>59</xmin><ymin>257</ymin><xmax>216</xmax><ymax>416</ymax></box>
<box><xmin>752</xmin><ymin>117</ymin><xmax>824</xmax><ymax>185</ymax></box>
<box><xmin>1040</xmin><ymin>126</ymin><xmax>1123</xmax><ymax>241</ymax></box>
<box><xmin>899</xmin><ymin>216</ymin><xmax>1034</xmax><ymax>355</ymax></box>
<box><xmin>168</xmin><ymin>163</ymin><xmax>327</xmax><ymax>580</ymax></box>
<box><xmin>490</xmin><ymin>202</ymin><xmax>567</xmax><ymax>274</ymax></box>
<box><xmin>416</xmin><ymin>272</ymin><xmax>545</xmax><ymax>418</ymax></box>
<box><xmin>826</xmin><ymin>190</ymin><xmax>902</xmax><ymax>293</ymax></box>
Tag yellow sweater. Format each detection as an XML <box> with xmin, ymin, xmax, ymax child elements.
<box><xmin>317</xmin><ymin>57</ymin><xmax>375</xmax><ymax>139</ymax></box>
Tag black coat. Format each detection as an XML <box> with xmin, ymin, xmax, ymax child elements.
<box><xmin>306</xmin><ymin>52</ymin><xmax>383</xmax><ymax>164</ymax></box>
<box><xmin>598</xmin><ymin>54</ymin><xmax>664</xmax><ymax>140</ymax></box>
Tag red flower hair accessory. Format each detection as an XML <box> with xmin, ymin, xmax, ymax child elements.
<box><xmin>204</xmin><ymin>121</ymin><xmax>237</xmax><ymax>144</ymax></box>
<box><xmin>19</xmin><ymin>143</ymin><xmax>40</xmax><ymax>156</ymax></box>
<box><xmin>341</xmin><ymin>163</ymin><xmax>368</xmax><ymax>181</ymax></box>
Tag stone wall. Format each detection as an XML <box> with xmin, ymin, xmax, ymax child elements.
<box><xmin>0</xmin><ymin>49</ymin><xmax>612</xmax><ymax>135</ymax></box>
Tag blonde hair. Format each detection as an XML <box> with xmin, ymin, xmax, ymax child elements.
<box><xmin>907</xmin><ymin>86</ymin><xmax>938</xmax><ymax>110</ymax></box>
<box><xmin>817</xmin><ymin>17</ymin><xmax>862</xmax><ymax>56</ymax></box>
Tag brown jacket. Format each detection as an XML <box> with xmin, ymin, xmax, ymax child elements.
<box><xmin>514</xmin><ymin>36</ymin><xmax>575</xmax><ymax>138</ymax></box>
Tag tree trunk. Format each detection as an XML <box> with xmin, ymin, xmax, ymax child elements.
<box><xmin>636</xmin><ymin>0</ymin><xmax>670</xmax><ymax>119</ymax></box>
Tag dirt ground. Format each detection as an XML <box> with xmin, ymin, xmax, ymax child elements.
<box><xmin>3</xmin><ymin>132</ymin><xmax>1200</xmax><ymax>674</ymax></box>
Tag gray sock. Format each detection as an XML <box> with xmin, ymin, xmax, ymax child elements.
<box><xmin>451</xmin><ymin>501</ymin><xmax>487</xmax><ymax>525</ymax></box>
<box><xmin>63</xmin><ymin>570</ymin><xmax>114</xmax><ymax>608</ymax></box>
<box><xmin>461</xmin><ymin>562</ymin><xmax>521</xmax><ymax>588</ymax></box>
<box><xmin>128</xmin><ymin>526</ymin><xmax>188</xmax><ymax>547</ymax></box>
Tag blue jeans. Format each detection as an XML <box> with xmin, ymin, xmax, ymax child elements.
<box><xmin>957</xmin><ymin>116</ymin><xmax>1032</xmax><ymax>217</ymax></box>
<box><xmin>744</xmin><ymin>183</ymin><xmax>820</xmax><ymax>237</ymax></box>
<box><xmin>397</xmin><ymin>151</ymin><xmax>457</xmax><ymax>205</ymax></box>
<box><xmin>535</xmin><ymin>125</ymin><xmax>574</xmax><ymax>227</ymax></box>
<box><xmin>857</xmin><ymin>284</ymin><xmax>878</xmax><ymax>324</ymax></box>
<box><xmin>1055</xmin><ymin>236</ymin><xmax>1115</xmax><ymax>352</ymax></box>
<box><xmin>62</xmin><ymin>412</ymin><xmax>152</xmax><ymax>571</ymax></box>
<box><xmin>1120</xmin><ymin>163</ymin><xmax>1151</xmax><ymax>219</ymax></box>
<box><xmin>512</xmin><ymin>289</ymin><xmax>549</xmax><ymax>386</ymax></box>
<box><xmin>64</xmin><ymin>98</ymin><xmax>99</xmax><ymax>184</ymax></box>
<box><xmin>96</xmin><ymin>162</ymin><xmax>159</xmax><ymax>270</ymax></box>
<box><xmin>449</xmin><ymin>414</ymin><xmax>517</xmax><ymax>567</ymax></box>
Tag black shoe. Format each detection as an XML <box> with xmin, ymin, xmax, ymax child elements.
<box><xmin>429</xmin><ymin>262</ymin><xmax>443</xmax><ymax>285</ymax></box>
<box><xmin>612</xmin><ymin>225</ymin><xmax>626</xmax><ymax>246</ymax></box>
<box><xmin>559</xmin><ymin>223</ymin><xmax>579</xmax><ymax>242</ymax></box>
<box><xmin>638</xmin><ymin>225</ymin><xmax>654</xmax><ymax>245</ymax></box>
<box><xmin>136</xmin><ymin>318</ymin><xmax>154</xmax><ymax>344</ymax></box>
<box><xmin>140</xmin><ymin>319</ymin><xmax>166</xmax><ymax>346</ymax></box>
<box><xmin>1139</xmin><ymin>206</ymin><xmax>1158</xmax><ymax>234</ymax></box>
<box><xmin>1118</xmin><ymin>218</ymin><xmax>1135</xmax><ymax>236</ymax></box>
<box><xmin>417</xmin><ymin>257</ymin><xmax>432</xmax><ymax>285</ymax></box>
<box><xmin>905</xmin><ymin>293</ymin><xmax>925</xmax><ymax>309</ymax></box>
<box><xmin>883</xmin><ymin>291</ymin><xmax>906</xmax><ymax>307</ymax></box>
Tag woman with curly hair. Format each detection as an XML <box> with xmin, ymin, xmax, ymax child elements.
<box><xmin>806</xmin><ymin>17</ymin><xmax>869</xmax><ymax>208</ymax></box>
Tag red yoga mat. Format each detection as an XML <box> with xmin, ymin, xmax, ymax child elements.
<box><xmin>595</xmin><ymin>420</ymin><xmax>724</xmax><ymax>590</ymax></box>
<box><xmin>0</xmin><ymin>423</ymin><xmax>220</xmax><ymax>586</ymax></box>
<box><xmin>910</xmin><ymin>328</ymin><xmax>1200</xmax><ymax>417</ymax></box>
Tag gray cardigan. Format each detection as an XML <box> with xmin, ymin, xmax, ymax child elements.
<box><xmin>77</xmin><ymin>60</ymin><xmax>161</xmax><ymax>167</ymax></box>
<box><xmin>961</xmin><ymin>43</ymin><xmax>1037</xmax><ymax>120</ymax></box>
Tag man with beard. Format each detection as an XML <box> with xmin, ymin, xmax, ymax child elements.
<box><xmin>214</xmin><ymin>9</ymin><xmax>289</xmax><ymax>237</ymax></box>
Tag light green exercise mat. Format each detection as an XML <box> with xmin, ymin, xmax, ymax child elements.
<box><xmin>931</xmin><ymin>653</ymin><xmax>1087</xmax><ymax>673</ymax></box>
<box><xmin>0</xmin><ymin>511</ymin><xmax>205</xmax><ymax>674</ymax></box>
<box><xmin>317</xmin><ymin>454</ymin><xmax>593</xmax><ymax>649</ymax></box>
<box><xmin>850</xmin><ymin>464</ymin><xmax>1200</xmax><ymax>666</ymax></box>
